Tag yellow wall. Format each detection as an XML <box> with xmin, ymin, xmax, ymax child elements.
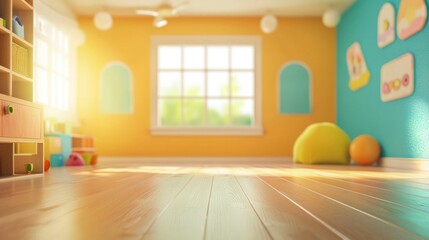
<box><xmin>77</xmin><ymin>17</ymin><xmax>336</xmax><ymax>157</ymax></box>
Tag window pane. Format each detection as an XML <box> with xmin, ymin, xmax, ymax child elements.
<box><xmin>159</xmin><ymin>99</ymin><xmax>182</xmax><ymax>126</ymax></box>
<box><xmin>36</xmin><ymin>39</ymin><xmax>48</xmax><ymax>68</ymax></box>
<box><xmin>207</xmin><ymin>99</ymin><xmax>229</xmax><ymax>126</ymax></box>
<box><xmin>231</xmin><ymin>46</ymin><xmax>254</xmax><ymax>70</ymax></box>
<box><xmin>35</xmin><ymin>67</ymin><xmax>48</xmax><ymax>104</ymax></box>
<box><xmin>64</xmin><ymin>36</ymin><xmax>70</xmax><ymax>55</ymax></box>
<box><xmin>37</xmin><ymin>18</ymin><xmax>47</xmax><ymax>36</ymax></box>
<box><xmin>51</xmin><ymin>29</ymin><xmax>57</xmax><ymax>45</ymax></box>
<box><xmin>207</xmin><ymin>71</ymin><xmax>229</xmax><ymax>97</ymax></box>
<box><xmin>184</xmin><ymin>71</ymin><xmax>204</xmax><ymax>97</ymax></box>
<box><xmin>57</xmin><ymin>77</ymin><xmax>65</xmax><ymax>110</ymax></box>
<box><xmin>158</xmin><ymin>46</ymin><xmax>181</xmax><ymax>69</ymax></box>
<box><xmin>62</xmin><ymin>56</ymin><xmax>69</xmax><ymax>77</ymax></box>
<box><xmin>63</xmin><ymin>81</ymin><xmax>70</xmax><ymax>111</ymax></box>
<box><xmin>51</xmin><ymin>73</ymin><xmax>61</xmax><ymax>109</ymax></box>
<box><xmin>56</xmin><ymin>53</ymin><xmax>63</xmax><ymax>75</ymax></box>
<box><xmin>207</xmin><ymin>46</ymin><xmax>229</xmax><ymax>69</ymax></box>
<box><xmin>231</xmin><ymin>71</ymin><xmax>254</xmax><ymax>97</ymax></box>
<box><xmin>231</xmin><ymin>99</ymin><xmax>254</xmax><ymax>126</ymax></box>
<box><xmin>184</xmin><ymin>46</ymin><xmax>204</xmax><ymax>69</ymax></box>
<box><xmin>57</xmin><ymin>30</ymin><xmax>64</xmax><ymax>49</ymax></box>
<box><xmin>158</xmin><ymin>71</ymin><xmax>181</xmax><ymax>97</ymax></box>
<box><xmin>184</xmin><ymin>99</ymin><xmax>205</xmax><ymax>125</ymax></box>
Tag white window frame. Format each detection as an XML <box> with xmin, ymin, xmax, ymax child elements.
<box><xmin>151</xmin><ymin>36</ymin><xmax>263</xmax><ymax>136</ymax></box>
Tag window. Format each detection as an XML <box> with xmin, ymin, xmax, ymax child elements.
<box><xmin>34</xmin><ymin>1</ymin><xmax>78</xmax><ymax>121</ymax></box>
<box><xmin>151</xmin><ymin>36</ymin><xmax>262</xmax><ymax>135</ymax></box>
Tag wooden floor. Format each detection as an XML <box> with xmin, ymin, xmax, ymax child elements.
<box><xmin>0</xmin><ymin>161</ymin><xmax>429</xmax><ymax>240</ymax></box>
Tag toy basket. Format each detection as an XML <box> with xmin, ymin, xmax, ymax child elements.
<box><xmin>12</xmin><ymin>42</ymin><xmax>29</xmax><ymax>76</ymax></box>
<box><xmin>12</xmin><ymin>16</ymin><xmax>24</xmax><ymax>39</ymax></box>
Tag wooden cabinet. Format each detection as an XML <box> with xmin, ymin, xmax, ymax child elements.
<box><xmin>0</xmin><ymin>95</ymin><xmax>43</xmax><ymax>178</ymax></box>
<box><xmin>2</xmin><ymin>99</ymin><xmax>42</xmax><ymax>139</ymax></box>
<box><xmin>0</xmin><ymin>0</ymin><xmax>43</xmax><ymax>180</ymax></box>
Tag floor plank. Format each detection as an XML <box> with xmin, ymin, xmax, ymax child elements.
<box><xmin>280</xmin><ymin>176</ymin><xmax>429</xmax><ymax>238</ymax></box>
<box><xmin>236</xmin><ymin>176</ymin><xmax>342</xmax><ymax>239</ymax></box>
<box><xmin>113</xmin><ymin>174</ymin><xmax>193</xmax><ymax>239</ymax></box>
<box><xmin>205</xmin><ymin>175</ymin><xmax>272</xmax><ymax>240</ymax></box>
<box><xmin>141</xmin><ymin>175</ymin><xmax>213</xmax><ymax>240</ymax></box>
<box><xmin>318</xmin><ymin>171</ymin><xmax>429</xmax><ymax>199</ymax></box>
<box><xmin>0</xmin><ymin>171</ymin><xmax>192</xmax><ymax>240</ymax></box>
<box><xmin>260</xmin><ymin>176</ymin><xmax>424</xmax><ymax>240</ymax></box>
<box><xmin>305</xmin><ymin>175</ymin><xmax>429</xmax><ymax>214</ymax></box>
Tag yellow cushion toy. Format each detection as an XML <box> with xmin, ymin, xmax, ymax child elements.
<box><xmin>294</xmin><ymin>122</ymin><xmax>351</xmax><ymax>164</ymax></box>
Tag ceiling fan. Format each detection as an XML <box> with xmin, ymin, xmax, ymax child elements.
<box><xmin>136</xmin><ymin>2</ymin><xmax>189</xmax><ymax>28</ymax></box>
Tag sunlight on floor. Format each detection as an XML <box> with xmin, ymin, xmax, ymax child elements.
<box><xmin>72</xmin><ymin>165</ymin><xmax>429</xmax><ymax>180</ymax></box>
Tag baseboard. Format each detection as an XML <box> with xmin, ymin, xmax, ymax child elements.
<box><xmin>381</xmin><ymin>157</ymin><xmax>429</xmax><ymax>171</ymax></box>
<box><xmin>99</xmin><ymin>156</ymin><xmax>293</xmax><ymax>164</ymax></box>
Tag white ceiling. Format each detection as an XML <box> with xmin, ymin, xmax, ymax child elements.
<box><xmin>48</xmin><ymin>0</ymin><xmax>355</xmax><ymax>17</ymax></box>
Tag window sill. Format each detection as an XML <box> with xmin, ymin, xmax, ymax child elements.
<box><xmin>151</xmin><ymin>127</ymin><xmax>264</xmax><ymax>136</ymax></box>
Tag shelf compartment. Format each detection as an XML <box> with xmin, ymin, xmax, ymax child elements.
<box><xmin>14</xmin><ymin>154</ymin><xmax>42</xmax><ymax>175</ymax></box>
<box><xmin>12</xmin><ymin>7</ymin><xmax>33</xmax><ymax>44</ymax></box>
<box><xmin>0</xmin><ymin>34</ymin><xmax>10</xmax><ymax>68</ymax></box>
<box><xmin>0</xmin><ymin>0</ymin><xmax>12</xmax><ymax>30</ymax></box>
<box><xmin>14</xmin><ymin>142</ymin><xmax>42</xmax><ymax>175</ymax></box>
<box><xmin>12</xmin><ymin>33</ymin><xmax>32</xmax><ymax>48</ymax></box>
<box><xmin>13</xmin><ymin>0</ymin><xmax>33</xmax><ymax>11</ymax></box>
<box><xmin>14</xmin><ymin>142</ymin><xmax>37</xmax><ymax>154</ymax></box>
<box><xmin>0</xmin><ymin>143</ymin><xmax>14</xmax><ymax>177</ymax></box>
<box><xmin>0</xmin><ymin>72</ymin><xmax>11</xmax><ymax>96</ymax></box>
<box><xmin>11</xmin><ymin>80</ymin><xmax>32</xmax><ymax>101</ymax></box>
<box><xmin>12</xmin><ymin>42</ymin><xmax>32</xmax><ymax>78</ymax></box>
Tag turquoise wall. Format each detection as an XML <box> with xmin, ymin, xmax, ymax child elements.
<box><xmin>337</xmin><ymin>0</ymin><xmax>429</xmax><ymax>158</ymax></box>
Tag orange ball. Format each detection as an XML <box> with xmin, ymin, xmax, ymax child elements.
<box><xmin>44</xmin><ymin>159</ymin><xmax>51</xmax><ymax>172</ymax></box>
<box><xmin>350</xmin><ymin>135</ymin><xmax>381</xmax><ymax>166</ymax></box>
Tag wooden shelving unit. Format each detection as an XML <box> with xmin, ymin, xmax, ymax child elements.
<box><xmin>0</xmin><ymin>0</ymin><xmax>43</xmax><ymax>180</ymax></box>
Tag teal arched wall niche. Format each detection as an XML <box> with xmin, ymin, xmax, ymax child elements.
<box><xmin>279</xmin><ymin>62</ymin><xmax>312</xmax><ymax>114</ymax></box>
<box><xmin>100</xmin><ymin>62</ymin><xmax>134</xmax><ymax>114</ymax></box>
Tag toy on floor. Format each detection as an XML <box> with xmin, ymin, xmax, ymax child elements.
<box><xmin>25</xmin><ymin>163</ymin><xmax>33</xmax><ymax>174</ymax></box>
<box><xmin>91</xmin><ymin>154</ymin><xmax>98</xmax><ymax>165</ymax></box>
<box><xmin>294</xmin><ymin>122</ymin><xmax>351</xmax><ymax>164</ymax></box>
<box><xmin>81</xmin><ymin>153</ymin><xmax>92</xmax><ymax>165</ymax></box>
<box><xmin>350</xmin><ymin>135</ymin><xmax>381</xmax><ymax>166</ymax></box>
<box><xmin>44</xmin><ymin>160</ymin><xmax>50</xmax><ymax>172</ymax></box>
<box><xmin>66</xmin><ymin>153</ymin><xmax>85</xmax><ymax>166</ymax></box>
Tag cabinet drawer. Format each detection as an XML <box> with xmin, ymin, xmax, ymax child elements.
<box><xmin>2</xmin><ymin>101</ymin><xmax>43</xmax><ymax>139</ymax></box>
